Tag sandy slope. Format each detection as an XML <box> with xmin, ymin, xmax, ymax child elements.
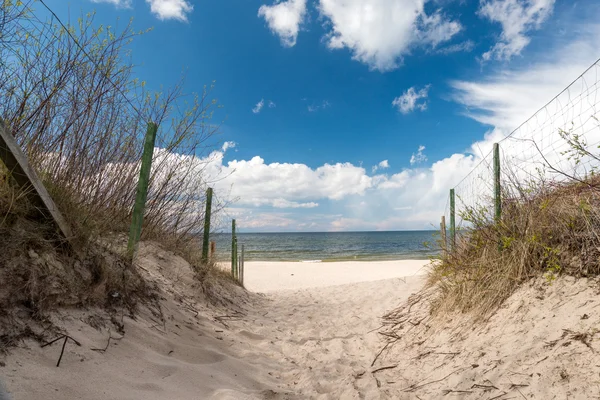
<box><xmin>373</xmin><ymin>276</ymin><xmax>600</xmax><ymax>399</ymax></box>
<box><xmin>0</xmin><ymin>244</ymin><xmax>428</xmax><ymax>399</ymax></box>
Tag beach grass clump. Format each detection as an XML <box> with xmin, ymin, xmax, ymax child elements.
<box><xmin>428</xmin><ymin>177</ymin><xmax>600</xmax><ymax>319</ymax></box>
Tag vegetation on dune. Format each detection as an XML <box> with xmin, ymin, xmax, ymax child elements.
<box><xmin>429</xmin><ymin>177</ymin><xmax>600</xmax><ymax>319</ymax></box>
<box><xmin>0</xmin><ymin>0</ymin><xmax>228</xmax><ymax>343</ymax></box>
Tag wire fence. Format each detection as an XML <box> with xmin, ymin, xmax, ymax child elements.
<box><xmin>444</xmin><ymin>58</ymin><xmax>600</xmax><ymax>240</ymax></box>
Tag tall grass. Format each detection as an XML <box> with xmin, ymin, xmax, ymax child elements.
<box><xmin>429</xmin><ymin>174</ymin><xmax>600</xmax><ymax>319</ymax></box>
<box><xmin>0</xmin><ymin>2</ymin><xmax>222</xmax><ymax>255</ymax></box>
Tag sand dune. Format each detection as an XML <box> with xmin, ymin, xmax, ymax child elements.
<box><xmin>2</xmin><ymin>245</ymin><xmax>599</xmax><ymax>399</ymax></box>
<box><xmin>1</xmin><ymin>245</ymin><xmax>428</xmax><ymax>399</ymax></box>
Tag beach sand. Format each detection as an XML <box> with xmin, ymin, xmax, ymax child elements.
<box><xmin>1</xmin><ymin>245</ymin><xmax>429</xmax><ymax>399</ymax></box>
<box><xmin>3</xmin><ymin>245</ymin><xmax>599</xmax><ymax>399</ymax></box>
<box><xmin>242</xmin><ymin>259</ymin><xmax>429</xmax><ymax>292</ymax></box>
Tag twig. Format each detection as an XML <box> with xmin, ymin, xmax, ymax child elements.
<box><xmin>42</xmin><ymin>334</ymin><xmax>81</xmax><ymax>367</ymax></box>
<box><xmin>488</xmin><ymin>392</ymin><xmax>509</xmax><ymax>400</ymax></box>
<box><xmin>402</xmin><ymin>367</ymin><xmax>469</xmax><ymax>392</ymax></box>
<box><xmin>371</xmin><ymin>365</ymin><xmax>398</xmax><ymax>374</ymax></box>
<box><xmin>91</xmin><ymin>331</ymin><xmax>123</xmax><ymax>353</ymax></box>
<box><xmin>472</xmin><ymin>383</ymin><xmax>499</xmax><ymax>390</ymax></box>
<box><xmin>443</xmin><ymin>389</ymin><xmax>472</xmax><ymax>395</ymax></box>
<box><xmin>371</xmin><ymin>341</ymin><xmax>394</xmax><ymax>367</ymax></box>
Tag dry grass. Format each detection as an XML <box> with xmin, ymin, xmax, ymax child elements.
<box><xmin>0</xmin><ymin>3</ymin><xmax>234</xmax><ymax>352</ymax></box>
<box><xmin>428</xmin><ymin>177</ymin><xmax>600</xmax><ymax>319</ymax></box>
<box><xmin>0</xmin><ymin>2</ymin><xmax>223</xmax><ymax>251</ymax></box>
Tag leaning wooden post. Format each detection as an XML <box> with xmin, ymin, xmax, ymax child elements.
<box><xmin>127</xmin><ymin>122</ymin><xmax>158</xmax><ymax>259</ymax></box>
<box><xmin>449</xmin><ymin>189</ymin><xmax>456</xmax><ymax>250</ymax></box>
<box><xmin>493</xmin><ymin>143</ymin><xmax>502</xmax><ymax>223</ymax></box>
<box><xmin>440</xmin><ymin>215</ymin><xmax>447</xmax><ymax>255</ymax></box>
<box><xmin>201</xmin><ymin>187</ymin><xmax>213</xmax><ymax>264</ymax></box>
<box><xmin>231</xmin><ymin>219</ymin><xmax>236</xmax><ymax>277</ymax></box>
<box><xmin>0</xmin><ymin>118</ymin><xmax>73</xmax><ymax>243</ymax></box>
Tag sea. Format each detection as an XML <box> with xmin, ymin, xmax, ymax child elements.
<box><xmin>211</xmin><ymin>231</ymin><xmax>439</xmax><ymax>262</ymax></box>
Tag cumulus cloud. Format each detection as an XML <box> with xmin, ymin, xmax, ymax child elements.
<box><xmin>410</xmin><ymin>145</ymin><xmax>427</xmax><ymax>165</ymax></box>
<box><xmin>317</xmin><ymin>0</ymin><xmax>462</xmax><ymax>71</ymax></box>
<box><xmin>479</xmin><ymin>0</ymin><xmax>555</xmax><ymax>61</ymax></box>
<box><xmin>258</xmin><ymin>0</ymin><xmax>308</xmax><ymax>47</ymax></box>
<box><xmin>392</xmin><ymin>85</ymin><xmax>431</xmax><ymax>114</ymax></box>
<box><xmin>252</xmin><ymin>99</ymin><xmax>265</xmax><ymax>114</ymax></box>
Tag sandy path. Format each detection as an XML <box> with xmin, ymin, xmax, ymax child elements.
<box><xmin>234</xmin><ymin>276</ymin><xmax>425</xmax><ymax>399</ymax></box>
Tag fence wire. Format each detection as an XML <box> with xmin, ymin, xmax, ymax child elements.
<box><xmin>447</xmin><ymin>59</ymin><xmax>600</xmax><ymax>235</ymax></box>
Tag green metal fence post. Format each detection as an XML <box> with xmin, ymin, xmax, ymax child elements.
<box><xmin>494</xmin><ymin>143</ymin><xmax>502</xmax><ymax>223</ymax></box>
<box><xmin>201</xmin><ymin>187</ymin><xmax>213</xmax><ymax>264</ymax></box>
<box><xmin>450</xmin><ymin>189</ymin><xmax>456</xmax><ymax>250</ymax></box>
<box><xmin>231</xmin><ymin>219</ymin><xmax>236</xmax><ymax>277</ymax></box>
<box><xmin>127</xmin><ymin>122</ymin><xmax>158</xmax><ymax>259</ymax></box>
<box><xmin>233</xmin><ymin>236</ymin><xmax>238</xmax><ymax>280</ymax></box>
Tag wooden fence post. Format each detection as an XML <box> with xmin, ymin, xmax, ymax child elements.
<box><xmin>201</xmin><ymin>187</ymin><xmax>213</xmax><ymax>264</ymax></box>
<box><xmin>127</xmin><ymin>122</ymin><xmax>158</xmax><ymax>259</ymax></box>
<box><xmin>231</xmin><ymin>219</ymin><xmax>236</xmax><ymax>277</ymax></box>
<box><xmin>450</xmin><ymin>189</ymin><xmax>456</xmax><ymax>250</ymax></box>
<box><xmin>210</xmin><ymin>241</ymin><xmax>216</xmax><ymax>260</ymax></box>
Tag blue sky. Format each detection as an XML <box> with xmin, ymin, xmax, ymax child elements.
<box><xmin>42</xmin><ymin>0</ymin><xmax>600</xmax><ymax>231</ymax></box>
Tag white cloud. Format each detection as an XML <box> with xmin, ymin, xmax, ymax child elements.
<box><xmin>410</xmin><ymin>145</ymin><xmax>427</xmax><ymax>165</ymax></box>
<box><xmin>252</xmin><ymin>99</ymin><xmax>265</xmax><ymax>114</ymax></box>
<box><xmin>146</xmin><ymin>0</ymin><xmax>193</xmax><ymax>21</ymax></box>
<box><xmin>392</xmin><ymin>85</ymin><xmax>431</xmax><ymax>114</ymax></box>
<box><xmin>272</xmin><ymin>199</ymin><xmax>319</xmax><ymax>208</ymax></box>
<box><xmin>258</xmin><ymin>0</ymin><xmax>308</xmax><ymax>47</ymax></box>
<box><xmin>90</xmin><ymin>0</ymin><xmax>131</xmax><ymax>7</ymax></box>
<box><xmin>451</xmin><ymin>27</ymin><xmax>600</xmax><ymax>131</ymax></box>
<box><xmin>317</xmin><ymin>0</ymin><xmax>462</xmax><ymax>71</ymax></box>
<box><xmin>221</xmin><ymin>141</ymin><xmax>236</xmax><ymax>152</ymax></box>
<box><xmin>268</xmin><ymin>101</ymin><xmax>277</xmax><ymax>108</ymax></box>
<box><xmin>479</xmin><ymin>0</ymin><xmax>555</xmax><ymax>61</ymax></box>
<box><xmin>436</xmin><ymin>40</ymin><xmax>475</xmax><ymax>55</ymax></box>
<box><xmin>372</xmin><ymin>159</ymin><xmax>390</xmax><ymax>173</ymax></box>
<box><xmin>417</xmin><ymin>11</ymin><xmax>463</xmax><ymax>48</ymax></box>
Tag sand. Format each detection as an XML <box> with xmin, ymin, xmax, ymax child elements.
<box><xmin>1</xmin><ymin>245</ymin><xmax>429</xmax><ymax>399</ymax></box>
<box><xmin>242</xmin><ymin>259</ymin><xmax>429</xmax><ymax>292</ymax></box>
<box><xmin>2</xmin><ymin>245</ymin><xmax>599</xmax><ymax>399</ymax></box>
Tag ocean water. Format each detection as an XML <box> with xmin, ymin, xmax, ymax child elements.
<box><xmin>211</xmin><ymin>231</ymin><xmax>439</xmax><ymax>262</ymax></box>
